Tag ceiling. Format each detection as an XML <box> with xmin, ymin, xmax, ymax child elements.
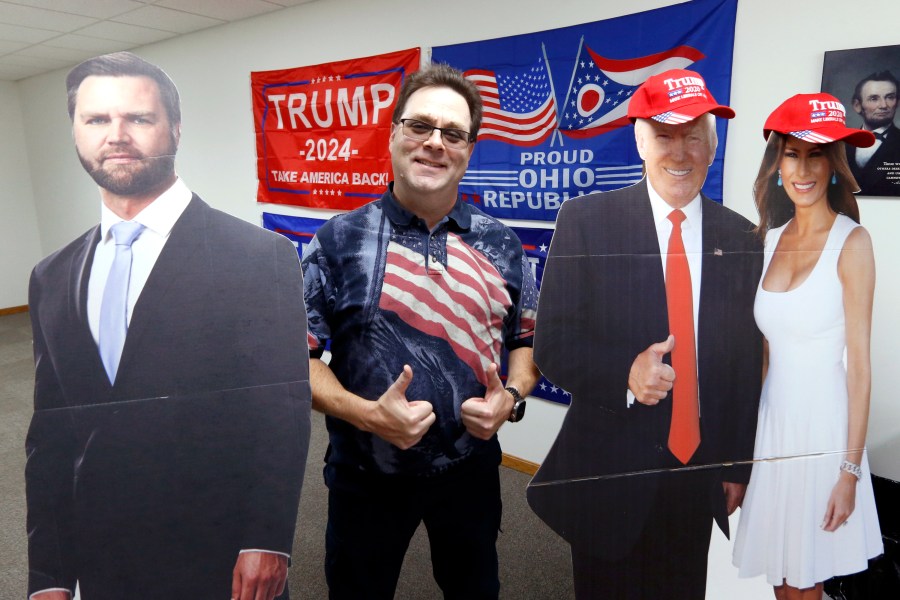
<box><xmin>0</xmin><ymin>0</ymin><xmax>317</xmax><ymax>82</ymax></box>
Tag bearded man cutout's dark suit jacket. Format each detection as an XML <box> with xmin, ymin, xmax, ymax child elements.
<box><xmin>26</xmin><ymin>195</ymin><xmax>310</xmax><ymax>599</ymax></box>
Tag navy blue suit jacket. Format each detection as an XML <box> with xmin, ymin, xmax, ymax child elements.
<box><xmin>527</xmin><ymin>180</ymin><xmax>763</xmax><ymax>562</ymax></box>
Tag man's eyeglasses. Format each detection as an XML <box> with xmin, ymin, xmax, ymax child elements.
<box><xmin>398</xmin><ymin>118</ymin><xmax>473</xmax><ymax>149</ymax></box>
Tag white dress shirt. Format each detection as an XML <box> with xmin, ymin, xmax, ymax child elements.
<box><xmin>627</xmin><ymin>179</ymin><xmax>703</xmax><ymax>407</ymax></box>
<box><xmin>854</xmin><ymin>124</ymin><xmax>888</xmax><ymax>168</ymax></box>
<box><xmin>87</xmin><ymin>177</ymin><xmax>192</xmax><ymax>344</ymax></box>
<box><xmin>645</xmin><ymin>178</ymin><xmax>703</xmax><ymax>332</ymax></box>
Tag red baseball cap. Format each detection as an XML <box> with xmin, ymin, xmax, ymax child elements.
<box><xmin>627</xmin><ymin>68</ymin><xmax>735</xmax><ymax>124</ymax></box>
<box><xmin>762</xmin><ymin>93</ymin><xmax>875</xmax><ymax>147</ymax></box>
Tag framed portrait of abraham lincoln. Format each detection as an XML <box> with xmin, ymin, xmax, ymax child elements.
<box><xmin>822</xmin><ymin>43</ymin><xmax>900</xmax><ymax>197</ymax></box>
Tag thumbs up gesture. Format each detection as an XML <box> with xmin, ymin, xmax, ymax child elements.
<box><xmin>370</xmin><ymin>365</ymin><xmax>436</xmax><ymax>450</ymax></box>
<box><xmin>628</xmin><ymin>335</ymin><xmax>676</xmax><ymax>405</ymax></box>
<box><xmin>461</xmin><ymin>363</ymin><xmax>512</xmax><ymax>440</ymax></box>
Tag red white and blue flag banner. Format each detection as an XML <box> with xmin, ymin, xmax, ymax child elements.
<box><xmin>252</xmin><ymin>48</ymin><xmax>420</xmax><ymax>210</ymax></box>
<box><xmin>261</xmin><ymin>212</ymin><xmax>325</xmax><ymax>258</ymax></box>
<box><xmin>509</xmin><ymin>225</ymin><xmax>570</xmax><ymax>405</ymax></box>
<box><xmin>432</xmin><ymin>0</ymin><xmax>737</xmax><ymax>221</ymax></box>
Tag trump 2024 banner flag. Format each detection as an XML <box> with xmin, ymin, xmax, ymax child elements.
<box><xmin>432</xmin><ymin>0</ymin><xmax>737</xmax><ymax>221</ymax></box>
<box><xmin>253</xmin><ymin>48</ymin><xmax>420</xmax><ymax>210</ymax></box>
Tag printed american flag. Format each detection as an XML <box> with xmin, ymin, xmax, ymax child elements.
<box><xmin>791</xmin><ymin>129</ymin><xmax>836</xmax><ymax>144</ymax></box>
<box><xmin>465</xmin><ymin>57</ymin><xmax>558</xmax><ymax>147</ymax></box>
<box><xmin>379</xmin><ymin>233</ymin><xmax>513</xmax><ymax>386</ymax></box>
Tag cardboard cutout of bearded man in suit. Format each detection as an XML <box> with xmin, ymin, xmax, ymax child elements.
<box><xmin>25</xmin><ymin>52</ymin><xmax>311</xmax><ymax>600</ymax></box>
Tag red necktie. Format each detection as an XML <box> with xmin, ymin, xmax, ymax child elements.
<box><xmin>666</xmin><ymin>209</ymin><xmax>700</xmax><ymax>464</ymax></box>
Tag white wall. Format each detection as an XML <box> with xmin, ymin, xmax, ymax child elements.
<box><xmin>6</xmin><ymin>1</ymin><xmax>897</xmax><ymax>596</ymax></box>
<box><xmin>9</xmin><ymin>0</ymin><xmax>900</xmax><ymax>481</ymax></box>
<box><xmin>0</xmin><ymin>81</ymin><xmax>43</xmax><ymax>308</ymax></box>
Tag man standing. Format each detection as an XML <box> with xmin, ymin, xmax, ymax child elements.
<box><xmin>527</xmin><ymin>69</ymin><xmax>763</xmax><ymax>599</ymax></box>
<box><xmin>847</xmin><ymin>70</ymin><xmax>900</xmax><ymax>195</ymax></box>
<box><xmin>25</xmin><ymin>52</ymin><xmax>310</xmax><ymax>600</ymax></box>
<box><xmin>302</xmin><ymin>63</ymin><xmax>539</xmax><ymax>599</ymax></box>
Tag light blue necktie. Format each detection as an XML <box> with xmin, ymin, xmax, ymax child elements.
<box><xmin>99</xmin><ymin>221</ymin><xmax>145</xmax><ymax>384</ymax></box>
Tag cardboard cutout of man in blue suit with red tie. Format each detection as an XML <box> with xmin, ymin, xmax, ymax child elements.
<box><xmin>528</xmin><ymin>69</ymin><xmax>764</xmax><ymax>599</ymax></box>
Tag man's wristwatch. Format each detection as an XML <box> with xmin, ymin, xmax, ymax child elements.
<box><xmin>506</xmin><ymin>386</ymin><xmax>526</xmax><ymax>423</ymax></box>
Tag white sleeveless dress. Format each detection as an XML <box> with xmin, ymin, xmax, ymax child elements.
<box><xmin>732</xmin><ymin>214</ymin><xmax>883</xmax><ymax>588</ymax></box>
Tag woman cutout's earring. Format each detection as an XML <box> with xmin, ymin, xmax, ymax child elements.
<box><xmin>832</xmin><ymin>172</ymin><xmax>837</xmax><ymax>185</ymax></box>
<box><xmin>777</xmin><ymin>170</ymin><xmax>782</xmax><ymax>187</ymax></box>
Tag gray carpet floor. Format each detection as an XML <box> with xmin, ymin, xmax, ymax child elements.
<box><xmin>0</xmin><ymin>312</ymin><xmax>575</xmax><ymax>599</ymax></box>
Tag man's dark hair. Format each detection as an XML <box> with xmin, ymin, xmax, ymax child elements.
<box><xmin>66</xmin><ymin>51</ymin><xmax>181</xmax><ymax>126</ymax></box>
<box><xmin>391</xmin><ymin>62</ymin><xmax>483</xmax><ymax>140</ymax></box>
<box><xmin>852</xmin><ymin>70</ymin><xmax>899</xmax><ymax>104</ymax></box>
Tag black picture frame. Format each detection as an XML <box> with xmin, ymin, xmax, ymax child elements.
<box><xmin>822</xmin><ymin>44</ymin><xmax>900</xmax><ymax>197</ymax></box>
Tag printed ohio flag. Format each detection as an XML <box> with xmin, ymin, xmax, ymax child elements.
<box><xmin>434</xmin><ymin>0</ymin><xmax>737</xmax><ymax>221</ymax></box>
